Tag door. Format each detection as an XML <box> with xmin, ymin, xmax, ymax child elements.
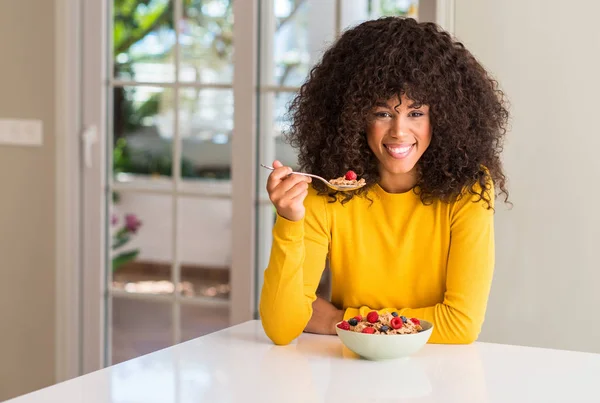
<box><xmin>81</xmin><ymin>0</ymin><xmax>257</xmax><ymax>370</ymax></box>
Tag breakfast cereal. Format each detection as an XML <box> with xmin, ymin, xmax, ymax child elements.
<box><xmin>337</xmin><ymin>311</ymin><xmax>423</xmax><ymax>335</ymax></box>
<box><xmin>329</xmin><ymin>170</ymin><xmax>366</xmax><ymax>188</ymax></box>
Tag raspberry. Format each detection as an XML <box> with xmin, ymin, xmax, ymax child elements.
<box><xmin>366</xmin><ymin>311</ymin><xmax>379</xmax><ymax>323</ymax></box>
<box><xmin>345</xmin><ymin>170</ymin><xmax>357</xmax><ymax>180</ymax></box>
<box><xmin>390</xmin><ymin>317</ymin><xmax>403</xmax><ymax>329</ymax></box>
<box><xmin>362</xmin><ymin>327</ymin><xmax>375</xmax><ymax>334</ymax></box>
<box><xmin>354</xmin><ymin>315</ymin><xmax>363</xmax><ymax>321</ymax></box>
<box><xmin>337</xmin><ymin>321</ymin><xmax>350</xmax><ymax>330</ymax></box>
<box><xmin>410</xmin><ymin>318</ymin><xmax>421</xmax><ymax>325</ymax></box>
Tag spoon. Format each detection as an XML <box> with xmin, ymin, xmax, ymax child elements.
<box><xmin>260</xmin><ymin>164</ymin><xmax>365</xmax><ymax>192</ymax></box>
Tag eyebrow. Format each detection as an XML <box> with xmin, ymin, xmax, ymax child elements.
<box><xmin>373</xmin><ymin>101</ymin><xmax>423</xmax><ymax>109</ymax></box>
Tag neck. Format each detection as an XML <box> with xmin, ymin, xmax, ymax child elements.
<box><xmin>378</xmin><ymin>169</ymin><xmax>418</xmax><ymax>194</ymax></box>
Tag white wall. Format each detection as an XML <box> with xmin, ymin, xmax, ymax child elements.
<box><xmin>455</xmin><ymin>0</ymin><xmax>600</xmax><ymax>353</ymax></box>
<box><xmin>0</xmin><ymin>1</ymin><xmax>56</xmax><ymax>400</ymax></box>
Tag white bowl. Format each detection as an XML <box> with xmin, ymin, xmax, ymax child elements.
<box><xmin>335</xmin><ymin>319</ymin><xmax>433</xmax><ymax>360</ymax></box>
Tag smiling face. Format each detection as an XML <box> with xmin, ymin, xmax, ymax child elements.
<box><xmin>366</xmin><ymin>94</ymin><xmax>432</xmax><ymax>193</ymax></box>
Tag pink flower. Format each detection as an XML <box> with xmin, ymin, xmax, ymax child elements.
<box><xmin>124</xmin><ymin>214</ymin><xmax>142</xmax><ymax>234</ymax></box>
<box><xmin>111</xmin><ymin>214</ymin><xmax>118</xmax><ymax>226</ymax></box>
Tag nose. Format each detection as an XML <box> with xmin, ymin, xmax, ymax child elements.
<box><xmin>389</xmin><ymin>115</ymin><xmax>411</xmax><ymax>139</ymax></box>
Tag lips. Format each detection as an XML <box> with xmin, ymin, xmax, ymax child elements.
<box><xmin>384</xmin><ymin>143</ymin><xmax>415</xmax><ymax>159</ymax></box>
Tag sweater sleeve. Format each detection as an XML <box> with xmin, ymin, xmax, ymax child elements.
<box><xmin>259</xmin><ymin>190</ymin><xmax>331</xmax><ymax>345</ymax></box>
<box><xmin>343</xmin><ymin>184</ymin><xmax>495</xmax><ymax>344</ymax></box>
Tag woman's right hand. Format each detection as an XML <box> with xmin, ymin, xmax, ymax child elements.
<box><xmin>266</xmin><ymin>160</ymin><xmax>311</xmax><ymax>222</ymax></box>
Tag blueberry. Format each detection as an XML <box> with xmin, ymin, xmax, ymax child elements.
<box><xmin>400</xmin><ymin>316</ymin><xmax>407</xmax><ymax>323</ymax></box>
<box><xmin>391</xmin><ymin>312</ymin><xmax>399</xmax><ymax>317</ymax></box>
<box><xmin>348</xmin><ymin>318</ymin><xmax>358</xmax><ymax>326</ymax></box>
<box><xmin>380</xmin><ymin>325</ymin><xmax>389</xmax><ymax>332</ymax></box>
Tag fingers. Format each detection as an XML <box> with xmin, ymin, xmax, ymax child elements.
<box><xmin>277</xmin><ymin>173</ymin><xmax>311</xmax><ymax>194</ymax></box>
<box><xmin>275</xmin><ymin>182</ymin><xmax>309</xmax><ymax>212</ymax></box>
<box><xmin>266</xmin><ymin>161</ymin><xmax>311</xmax><ymax>195</ymax></box>
<box><xmin>266</xmin><ymin>160</ymin><xmax>310</xmax><ymax>222</ymax></box>
<box><xmin>269</xmin><ymin>166</ymin><xmax>293</xmax><ymax>183</ymax></box>
<box><xmin>269</xmin><ymin>176</ymin><xmax>309</xmax><ymax>203</ymax></box>
<box><xmin>290</xmin><ymin>189</ymin><xmax>309</xmax><ymax>203</ymax></box>
<box><xmin>285</xmin><ymin>180</ymin><xmax>310</xmax><ymax>200</ymax></box>
<box><xmin>266</xmin><ymin>163</ymin><xmax>292</xmax><ymax>192</ymax></box>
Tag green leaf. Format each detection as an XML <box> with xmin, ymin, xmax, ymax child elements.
<box><xmin>115</xmin><ymin>227</ymin><xmax>129</xmax><ymax>239</ymax></box>
<box><xmin>112</xmin><ymin>233</ymin><xmax>131</xmax><ymax>250</ymax></box>
<box><xmin>112</xmin><ymin>249</ymin><xmax>140</xmax><ymax>272</ymax></box>
<box><xmin>113</xmin><ymin>0</ymin><xmax>172</xmax><ymax>56</ymax></box>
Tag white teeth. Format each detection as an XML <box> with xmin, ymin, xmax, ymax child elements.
<box><xmin>387</xmin><ymin>145</ymin><xmax>412</xmax><ymax>154</ymax></box>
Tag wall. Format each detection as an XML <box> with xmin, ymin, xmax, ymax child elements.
<box><xmin>0</xmin><ymin>1</ymin><xmax>56</xmax><ymax>400</ymax></box>
<box><xmin>455</xmin><ymin>0</ymin><xmax>600</xmax><ymax>353</ymax></box>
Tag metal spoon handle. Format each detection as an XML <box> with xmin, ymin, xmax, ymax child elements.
<box><xmin>259</xmin><ymin>164</ymin><xmax>364</xmax><ymax>191</ymax></box>
<box><xmin>260</xmin><ymin>164</ymin><xmax>323</xmax><ymax>182</ymax></box>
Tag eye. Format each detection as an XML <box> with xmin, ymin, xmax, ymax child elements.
<box><xmin>374</xmin><ymin>111</ymin><xmax>392</xmax><ymax>118</ymax></box>
<box><xmin>409</xmin><ymin>111</ymin><xmax>424</xmax><ymax>118</ymax></box>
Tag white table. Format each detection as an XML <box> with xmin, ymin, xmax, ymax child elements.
<box><xmin>8</xmin><ymin>320</ymin><xmax>600</xmax><ymax>402</ymax></box>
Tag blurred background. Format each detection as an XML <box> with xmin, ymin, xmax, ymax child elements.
<box><xmin>1</xmin><ymin>0</ymin><xmax>599</xmax><ymax>401</ymax></box>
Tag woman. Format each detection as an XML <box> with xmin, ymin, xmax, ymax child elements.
<box><xmin>260</xmin><ymin>17</ymin><xmax>509</xmax><ymax>345</ymax></box>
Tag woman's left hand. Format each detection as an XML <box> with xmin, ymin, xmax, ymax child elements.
<box><xmin>304</xmin><ymin>297</ymin><xmax>344</xmax><ymax>335</ymax></box>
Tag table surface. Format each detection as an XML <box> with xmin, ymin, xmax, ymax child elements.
<box><xmin>8</xmin><ymin>320</ymin><xmax>600</xmax><ymax>402</ymax></box>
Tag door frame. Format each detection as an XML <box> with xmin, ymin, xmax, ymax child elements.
<box><xmin>55</xmin><ymin>0</ymin><xmax>109</xmax><ymax>380</ymax></box>
<box><xmin>54</xmin><ymin>0</ymin><xmax>455</xmax><ymax>380</ymax></box>
<box><xmin>55</xmin><ymin>0</ymin><xmax>83</xmax><ymax>383</ymax></box>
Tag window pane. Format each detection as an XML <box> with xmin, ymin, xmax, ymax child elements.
<box><xmin>111</xmin><ymin>193</ymin><xmax>174</xmax><ymax>295</ymax></box>
<box><xmin>181</xmin><ymin>303</ymin><xmax>230</xmax><ymax>342</ymax></box>
<box><xmin>341</xmin><ymin>0</ymin><xmax>419</xmax><ymax>30</ymax></box>
<box><xmin>255</xmin><ymin>89</ymin><xmax>298</xmax><ymax>306</ymax></box>
<box><xmin>267</xmin><ymin>91</ymin><xmax>298</xmax><ymax>168</ymax></box>
<box><xmin>376</xmin><ymin>0</ymin><xmax>419</xmax><ymax>17</ymax></box>
<box><xmin>113</xmin><ymin>86</ymin><xmax>174</xmax><ymax>181</ymax></box>
<box><xmin>270</xmin><ymin>0</ymin><xmax>336</xmax><ymax>88</ymax></box>
<box><xmin>180</xmin><ymin>0</ymin><xmax>234</xmax><ymax>84</ymax></box>
<box><xmin>179</xmin><ymin>88</ymin><xmax>233</xmax><ymax>180</ymax></box>
<box><xmin>177</xmin><ymin>196</ymin><xmax>231</xmax><ymax>301</ymax></box>
<box><xmin>111</xmin><ymin>298</ymin><xmax>172</xmax><ymax>364</ymax></box>
<box><xmin>113</xmin><ymin>0</ymin><xmax>176</xmax><ymax>82</ymax></box>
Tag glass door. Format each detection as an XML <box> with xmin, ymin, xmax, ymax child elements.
<box><xmin>107</xmin><ymin>0</ymin><xmax>234</xmax><ymax>364</ymax></box>
<box><xmin>80</xmin><ymin>0</ymin><xmax>257</xmax><ymax>367</ymax></box>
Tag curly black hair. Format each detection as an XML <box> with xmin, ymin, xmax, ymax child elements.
<box><xmin>286</xmin><ymin>17</ymin><xmax>509</xmax><ymax>209</ymax></box>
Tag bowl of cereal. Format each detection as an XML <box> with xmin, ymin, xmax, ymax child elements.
<box><xmin>335</xmin><ymin>311</ymin><xmax>433</xmax><ymax>360</ymax></box>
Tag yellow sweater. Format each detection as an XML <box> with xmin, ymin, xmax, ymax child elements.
<box><xmin>259</xmin><ymin>182</ymin><xmax>495</xmax><ymax>345</ymax></box>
